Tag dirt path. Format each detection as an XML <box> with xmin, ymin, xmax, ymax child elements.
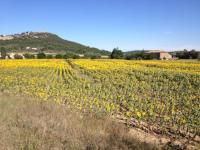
<box><xmin>128</xmin><ymin>127</ymin><xmax>199</xmax><ymax>150</ymax></box>
<box><xmin>115</xmin><ymin>115</ymin><xmax>200</xmax><ymax>150</ymax></box>
<box><xmin>66</xmin><ymin>60</ymin><xmax>94</xmax><ymax>82</ymax></box>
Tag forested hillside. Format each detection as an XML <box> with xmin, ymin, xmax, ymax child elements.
<box><xmin>0</xmin><ymin>32</ymin><xmax>110</xmax><ymax>56</ymax></box>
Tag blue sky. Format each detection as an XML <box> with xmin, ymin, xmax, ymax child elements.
<box><xmin>0</xmin><ymin>0</ymin><xmax>200</xmax><ymax>51</ymax></box>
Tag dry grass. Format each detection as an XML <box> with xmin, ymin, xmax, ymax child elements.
<box><xmin>0</xmin><ymin>93</ymin><xmax>157</xmax><ymax>150</ymax></box>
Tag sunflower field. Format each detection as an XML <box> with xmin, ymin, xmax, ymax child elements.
<box><xmin>0</xmin><ymin>59</ymin><xmax>199</xmax><ymax>136</ymax></box>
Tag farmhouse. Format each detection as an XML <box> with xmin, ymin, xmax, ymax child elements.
<box><xmin>26</xmin><ymin>47</ymin><xmax>31</xmax><ymax>50</ymax></box>
<box><xmin>78</xmin><ymin>54</ymin><xmax>85</xmax><ymax>57</ymax></box>
<box><xmin>7</xmin><ymin>53</ymin><xmax>25</xmax><ymax>59</ymax></box>
<box><xmin>0</xmin><ymin>50</ymin><xmax>25</xmax><ymax>59</ymax></box>
<box><xmin>101</xmin><ymin>55</ymin><xmax>109</xmax><ymax>59</ymax></box>
<box><xmin>146</xmin><ymin>50</ymin><xmax>172</xmax><ymax>60</ymax></box>
<box><xmin>31</xmin><ymin>48</ymin><xmax>38</xmax><ymax>50</ymax></box>
<box><xmin>8</xmin><ymin>53</ymin><xmax>15</xmax><ymax>59</ymax></box>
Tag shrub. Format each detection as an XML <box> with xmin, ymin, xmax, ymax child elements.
<box><xmin>55</xmin><ymin>54</ymin><xmax>63</xmax><ymax>59</ymax></box>
<box><xmin>91</xmin><ymin>55</ymin><xmax>101</xmax><ymax>59</ymax></box>
<box><xmin>72</xmin><ymin>55</ymin><xmax>80</xmax><ymax>59</ymax></box>
<box><xmin>63</xmin><ymin>53</ymin><xmax>74</xmax><ymax>59</ymax></box>
<box><xmin>46</xmin><ymin>55</ymin><xmax>53</xmax><ymax>59</ymax></box>
<box><xmin>14</xmin><ymin>54</ymin><xmax>24</xmax><ymax>59</ymax></box>
<box><xmin>37</xmin><ymin>52</ymin><xmax>46</xmax><ymax>59</ymax></box>
<box><xmin>23</xmin><ymin>53</ymin><xmax>35</xmax><ymax>59</ymax></box>
<box><xmin>0</xmin><ymin>47</ymin><xmax>7</xmax><ymax>59</ymax></box>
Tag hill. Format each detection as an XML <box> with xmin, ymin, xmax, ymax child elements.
<box><xmin>0</xmin><ymin>32</ymin><xmax>110</xmax><ymax>56</ymax></box>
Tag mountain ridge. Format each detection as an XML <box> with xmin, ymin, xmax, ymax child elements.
<box><xmin>0</xmin><ymin>32</ymin><xmax>110</xmax><ymax>56</ymax></box>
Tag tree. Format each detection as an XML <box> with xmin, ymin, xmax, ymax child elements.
<box><xmin>14</xmin><ymin>54</ymin><xmax>24</xmax><ymax>59</ymax></box>
<box><xmin>23</xmin><ymin>53</ymin><xmax>35</xmax><ymax>59</ymax></box>
<box><xmin>55</xmin><ymin>54</ymin><xmax>63</xmax><ymax>59</ymax></box>
<box><xmin>41</xmin><ymin>47</ymin><xmax>47</xmax><ymax>52</ymax></box>
<box><xmin>72</xmin><ymin>55</ymin><xmax>80</xmax><ymax>59</ymax></box>
<box><xmin>110</xmin><ymin>48</ymin><xmax>123</xmax><ymax>59</ymax></box>
<box><xmin>63</xmin><ymin>54</ymin><xmax>71</xmax><ymax>59</ymax></box>
<box><xmin>189</xmin><ymin>49</ymin><xmax>198</xmax><ymax>59</ymax></box>
<box><xmin>125</xmin><ymin>54</ymin><xmax>136</xmax><ymax>60</ymax></box>
<box><xmin>183</xmin><ymin>49</ymin><xmax>189</xmax><ymax>59</ymax></box>
<box><xmin>198</xmin><ymin>52</ymin><xmax>200</xmax><ymax>61</ymax></box>
<box><xmin>0</xmin><ymin>47</ymin><xmax>7</xmax><ymax>59</ymax></box>
<box><xmin>37</xmin><ymin>52</ymin><xmax>46</xmax><ymax>59</ymax></box>
<box><xmin>176</xmin><ymin>49</ymin><xmax>199</xmax><ymax>59</ymax></box>
<box><xmin>91</xmin><ymin>54</ymin><xmax>101</xmax><ymax>59</ymax></box>
<box><xmin>63</xmin><ymin>52</ymin><xmax>75</xmax><ymax>59</ymax></box>
<box><xmin>46</xmin><ymin>55</ymin><xmax>53</xmax><ymax>59</ymax></box>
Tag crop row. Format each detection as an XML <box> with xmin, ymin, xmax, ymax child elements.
<box><xmin>0</xmin><ymin>59</ymin><xmax>199</xmax><ymax>135</ymax></box>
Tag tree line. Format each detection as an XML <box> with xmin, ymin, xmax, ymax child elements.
<box><xmin>1</xmin><ymin>46</ymin><xmax>200</xmax><ymax>60</ymax></box>
<box><xmin>110</xmin><ymin>48</ymin><xmax>200</xmax><ymax>60</ymax></box>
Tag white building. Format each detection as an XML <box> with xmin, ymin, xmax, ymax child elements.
<box><xmin>101</xmin><ymin>55</ymin><xmax>109</xmax><ymax>59</ymax></box>
<box><xmin>78</xmin><ymin>54</ymin><xmax>85</xmax><ymax>57</ymax></box>
<box><xmin>31</xmin><ymin>48</ymin><xmax>38</xmax><ymax>50</ymax></box>
<box><xmin>0</xmin><ymin>35</ymin><xmax>13</xmax><ymax>40</ymax></box>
